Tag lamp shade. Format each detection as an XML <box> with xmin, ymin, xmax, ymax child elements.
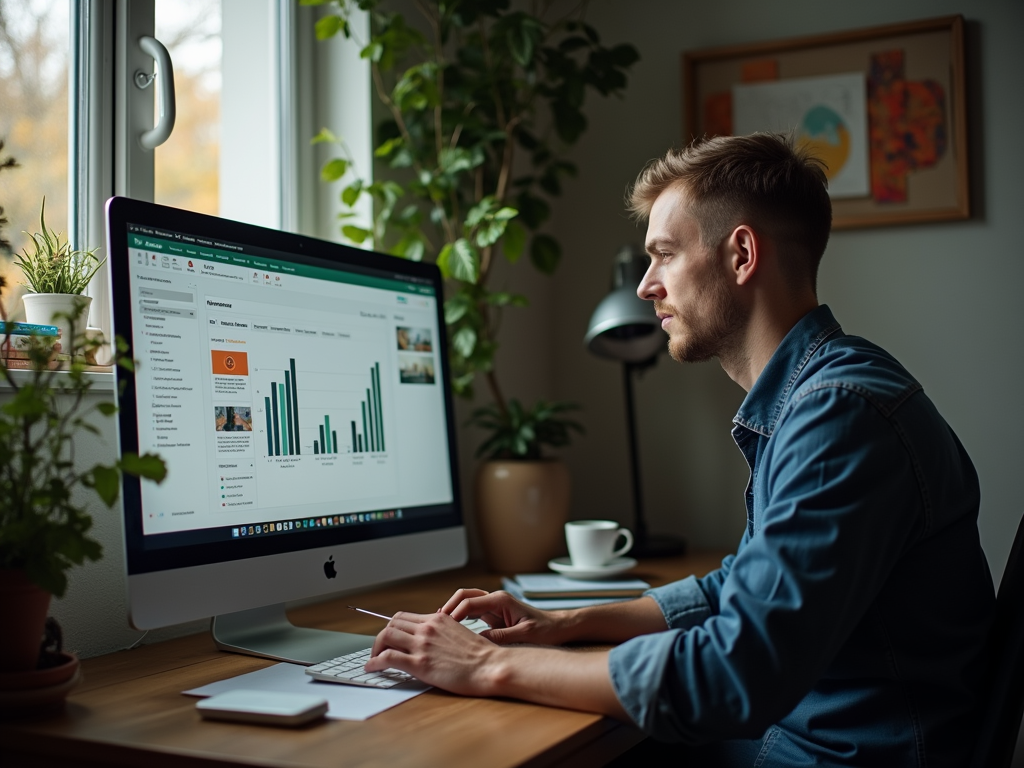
<box><xmin>583</xmin><ymin>246</ymin><xmax>666</xmax><ymax>363</ymax></box>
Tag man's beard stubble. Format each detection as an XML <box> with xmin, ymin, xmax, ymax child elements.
<box><xmin>656</xmin><ymin>267</ymin><xmax>748</xmax><ymax>364</ymax></box>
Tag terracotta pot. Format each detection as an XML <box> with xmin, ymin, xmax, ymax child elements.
<box><xmin>475</xmin><ymin>460</ymin><xmax>570</xmax><ymax>573</ymax></box>
<box><xmin>0</xmin><ymin>570</ymin><xmax>51</xmax><ymax>673</ymax></box>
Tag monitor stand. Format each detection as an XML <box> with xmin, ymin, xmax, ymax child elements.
<box><xmin>211</xmin><ymin>603</ymin><xmax>373</xmax><ymax>665</ymax></box>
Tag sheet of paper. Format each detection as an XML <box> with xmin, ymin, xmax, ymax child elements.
<box><xmin>184</xmin><ymin>661</ymin><xmax>430</xmax><ymax>720</ymax></box>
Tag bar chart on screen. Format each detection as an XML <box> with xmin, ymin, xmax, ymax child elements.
<box><xmin>257</xmin><ymin>358</ymin><xmax>387</xmax><ymax>458</ymax></box>
<box><xmin>249</xmin><ymin>336</ymin><xmax>397</xmax><ymax>509</ymax></box>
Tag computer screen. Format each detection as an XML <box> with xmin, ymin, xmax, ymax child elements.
<box><xmin>106</xmin><ymin>197</ymin><xmax>466</xmax><ymax>663</ymax></box>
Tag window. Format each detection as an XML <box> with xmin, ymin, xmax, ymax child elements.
<box><xmin>153</xmin><ymin>0</ymin><xmax>222</xmax><ymax>217</ymax></box>
<box><xmin>0</xmin><ymin>0</ymin><xmax>369</xmax><ymax>337</ymax></box>
<box><xmin>0</xmin><ymin>0</ymin><xmax>70</xmax><ymax>321</ymax></box>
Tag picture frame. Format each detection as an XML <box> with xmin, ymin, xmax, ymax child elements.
<box><xmin>682</xmin><ymin>15</ymin><xmax>968</xmax><ymax>229</ymax></box>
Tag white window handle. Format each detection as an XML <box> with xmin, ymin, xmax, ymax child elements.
<box><xmin>137</xmin><ymin>35</ymin><xmax>176</xmax><ymax>150</ymax></box>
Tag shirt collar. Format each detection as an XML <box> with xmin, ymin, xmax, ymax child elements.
<box><xmin>732</xmin><ymin>304</ymin><xmax>842</xmax><ymax>437</ymax></box>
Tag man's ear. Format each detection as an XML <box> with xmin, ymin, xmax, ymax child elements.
<box><xmin>725</xmin><ymin>224</ymin><xmax>759</xmax><ymax>286</ymax></box>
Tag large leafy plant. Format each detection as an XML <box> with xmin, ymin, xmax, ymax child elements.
<box><xmin>308</xmin><ymin>0</ymin><xmax>637</xmax><ymax>457</ymax></box>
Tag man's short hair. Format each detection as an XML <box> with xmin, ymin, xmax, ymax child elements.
<box><xmin>628</xmin><ymin>133</ymin><xmax>833</xmax><ymax>289</ymax></box>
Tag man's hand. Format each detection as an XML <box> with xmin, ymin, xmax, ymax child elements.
<box><xmin>365</xmin><ymin>611</ymin><xmax>504</xmax><ymax>696</ymax></box>
<box><xmin>440</xmin><ymin>589</ymin><xmax>570</xmax><ymax>646</ymax></box>
<box><xmin>365</xmin><ymin>610</ymin><xmax>630</xmax><ymax>720</ymax></box>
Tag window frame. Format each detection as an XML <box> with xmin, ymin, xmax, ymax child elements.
<box><xmin>71</xmin><ymin>0</ymin><xmax>372</xmax><ymax>343</ymax></box>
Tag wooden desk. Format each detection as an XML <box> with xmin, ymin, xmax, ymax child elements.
<box><xmin>1</xmin><ymin>553</ymin><xmax>724</xmax><ymax>768</ymax></box>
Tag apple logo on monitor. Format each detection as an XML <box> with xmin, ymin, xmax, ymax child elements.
<box><xmin>323</xmin><ymin>555</ymin><xmax>337</xmax><ymax>579</ymax></box>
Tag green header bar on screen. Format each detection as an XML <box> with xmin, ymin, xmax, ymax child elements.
<box><xmin>129</xmin><ymin>235</ymin><xmax>435</xmax><ymax>297</ymax></box>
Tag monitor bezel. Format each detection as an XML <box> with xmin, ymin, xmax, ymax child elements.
<box><xmin>106</xmin><ymin>196</ymin><xmax>465</xmax><ymax>578</ymax></box>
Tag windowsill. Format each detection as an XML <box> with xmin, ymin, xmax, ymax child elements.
<box><xmin>0</xmin><ymin>367</ymin><xmax>117</xmax><ymax>393</ymax></box>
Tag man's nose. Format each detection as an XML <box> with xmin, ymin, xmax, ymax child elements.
<box><xmin>637</xmin><ymin>265</ymin><xmax>663</xmax><ymax>301</ymax></box>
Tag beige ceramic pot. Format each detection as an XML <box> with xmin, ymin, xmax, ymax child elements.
<box><xmin>475</xmin><ymin>460</ymin><xmax>570</xmax><ymax>573</ymax></box>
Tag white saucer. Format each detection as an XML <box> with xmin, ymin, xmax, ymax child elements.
<box><xmin>548</xmin><ymin>556</ymin><xmax>638</xmax><ymax>580</ymax></box>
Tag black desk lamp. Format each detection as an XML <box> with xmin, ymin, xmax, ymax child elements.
<box><xmin>583</xmin><ymin>246</ymin><xmax>686</xmax><ymax>558</ymax></box>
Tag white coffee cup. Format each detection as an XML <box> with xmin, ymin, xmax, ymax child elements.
<box><xmin>565</xmin><ymin>520</ymin><xmax>634</xmax><ymax>568</ymax></box>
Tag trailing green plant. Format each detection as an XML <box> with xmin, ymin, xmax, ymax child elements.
<box><xmin>14</xmin><ymin>198</ymin><xmax>105</xmax><ymax>295</ymax></box>
<box><xmin>0</xmin><ymin>286</ymin><xmax>167</xmax><ymax>597</ymax></box>
<box><xmin>307</xmin><ymin>0</ymin><xmax>636</xmax><ymax>456</ymax></box>
<box><xmin>468</xmin><ymin>398</ymin><xmax>582</xmax><ymax>460</ymax></box>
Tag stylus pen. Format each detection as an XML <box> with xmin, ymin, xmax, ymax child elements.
<box><xmin>348</xmin><ymin>606</ymin><xmax>393</xmax><ymax>621</ymax></box>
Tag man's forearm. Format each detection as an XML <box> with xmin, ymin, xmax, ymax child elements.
<box><xmin>553</xmin><ymin>596</ymin><xmax>668</xmax><ymax>644</ymax></box>
<box><xmin>486</xmin><ymin>646</ymin><xmax>631</xmax><ymax>721</ymax></box>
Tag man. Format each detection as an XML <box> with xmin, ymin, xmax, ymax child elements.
<box><xmin>365</xmin><ymin>134</ymin><xmax>995</xmax><ymax>766</ymax></box>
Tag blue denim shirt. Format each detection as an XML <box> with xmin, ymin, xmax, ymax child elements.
<box><xmin>608</xmin><ymin>305</ymin><xmax>994</xmax><ymax>767</ymax></box>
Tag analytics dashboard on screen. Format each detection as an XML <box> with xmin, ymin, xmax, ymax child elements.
<box><xmin>125</xmin><ymin>223</ymin><xmax>453</xmax><ymax>546</ymax></box>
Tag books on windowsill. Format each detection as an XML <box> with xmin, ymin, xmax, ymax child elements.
<box><xmin>502</xmin><ymin>574</ymin><xmax>651</xmax><ymax>610</ymax></box>
<box><xmin>3</xmin><ymin>358</ymin><xmax>113</xmax><ymax>372</ymax></box>
<box><xmin>2</xmin><ymin>323</ymin><xmax>110</xmax><ymax>372</ymax></box>
<box><xmin>0</xmin><ymin>321</ymin><xmax>60</xmax><ymax>337</ymax></box>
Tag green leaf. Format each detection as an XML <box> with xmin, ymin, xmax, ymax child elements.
<box><xmin>610</xmin><ymin>43</ymin><xmax>641</xmax><ymax>68</ymax></box>
<box><xmin>95</xmin><ymin>401</ymin><xmax>118</xmax><ymax>416</ymax></box>
<box><xmin>449</xmin><ymin>239</ymin><xmax>480</xmax><ymax>283</ymax></box>
<box><xmin>444</xmin><ymin>297</ymin><xmax>469</xmax><ymax>324</ymax></box>
<box><xmin>516</xmin><ymin>192</ymin><xmax>551</xmax><ymax>229</ymax></box>
<box><xmin>502</xmin><ymin>221</ymin><xmax>526</xmax><ymax>263</ymax></box>
<box><xmin>438</xmin><ymin>147</ymin><xmax>482</xmax><ymax>175</ymax></box>
<box><xmin>452</xmin><ymin>326</ymin><xmax>477</xmax><ymax>358</ymax></box>
<box><xmin>530</xmin><ymin>234</ymin><xmax>562</xmax><ymax>275</ymax></box>
<box><xmin>552</xmin><ymin>102</ymin><xmax>587</xmax><ymax>144</ymax></box>
<box><xmin>315</xmin><ymin>15</ymin><xmax>345</xmax><ymax>41</ymax></box>
<box><xmin>374</xmin><ymin>137</ymin><xmax>403</xmax><ymax>158</ymax></box>
<box><xmin>89</xmin><ymin>465</ymin><xmax>121</xmax><ymax>507</ymax></box>
<box><xmin>487</xmin><ymin>291</ymin><xmax>528</xmax><ymax>307</ymax></box>
<box><xmin>341</xmin><ymin>180</ymin><xmax>363</xmax><ymax>207</ymax></box>
<box><xmin>403</xmin><ymin>238</ymin><xmax>425</xmax><ymax>262</ymax></box>
<box><xmin>436</xmin><ymin>242</ymin><xmax>453</xmax><ymax>279</ymax></box>
<box><xmin>474</xmin><ymin>221</ymin><xmax>506</xmax><ymax>248</ymax></box>
<box><xmin>321</xmin><ymin>158</ymin><xmax>350</xmax><ymax>182</ymax></box>
<box><xmin>300</xmin><ymin>0</ymin><xmax>329</xmax><ymax>5</ymax></box>
<box><xmin>310</xmin><ymin>127</ymin><xmax>337</xmax><ymax>145</ymax></box>
<box><xmin>342</xmin><ymin>225</ymin><xmax>371</xmax><ymax>244</ymax></box>
<box><xmin>465</xmin><ymin>196</ymin><xmax>498</xmax><ymax>228</ymax></box>
<box><xmin>361</xmin><ymin>41</ymin><xmax>384</xmax><ymax>62</ymax></box>
<box><xmin>119</xmin><ymin>452</ymin><xmax>168</xmax><ymax>483</ymax></box>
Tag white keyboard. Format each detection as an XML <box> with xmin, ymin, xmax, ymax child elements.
<box><xmin>305</xmin><ymin>617</ymin><xmax>490</xmax><ymax>688</ymax></box>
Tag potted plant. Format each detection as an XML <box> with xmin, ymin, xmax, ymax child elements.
<box><xmin>14</xmin><ymin>197</ymin><xmax>105</xmax><ymax>346</ymax></box>
<box><xmin>0</xmin><ymin>162</ymin><xmax>166</xmax><ymax>677</ymax></box>
<box><xmin>470</xmin><ymin>399</ymin><xmax>582</xmax><ymax>571</ymax></box>
<box><xmin>310</xmin><ymin>0</ymin><xmax>637</xmax><ymax>570</ymax></box>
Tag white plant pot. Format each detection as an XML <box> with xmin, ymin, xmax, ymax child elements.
<box><xmin>21</xmin><ymin>293</ymin><xmax>92</xmax><ymax>348</ymax></box>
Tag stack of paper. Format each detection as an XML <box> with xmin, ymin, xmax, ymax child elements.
<box><xmin>502</xmin><ymin>573</ymin><xmax>650</xmax><ymax>610</ymax></box>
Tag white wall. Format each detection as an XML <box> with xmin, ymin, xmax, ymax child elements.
<box><xmin>542</xmin><ymin>0</ymin><xmax>1024</xmax><ymax>589</ymax></box>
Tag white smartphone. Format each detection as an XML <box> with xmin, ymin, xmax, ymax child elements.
<box><xmin>196</xmin><ymin>689</ymin><xmax>329</xmax><ymax>726</ymax></box>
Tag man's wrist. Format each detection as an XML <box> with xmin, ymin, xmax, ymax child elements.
<box><xmin>480</xmin><ymin>645</ymin><xmax>516</xmax><ymax>697</ymax></box>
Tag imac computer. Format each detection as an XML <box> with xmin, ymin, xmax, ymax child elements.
<box><xmin>105</xmin><ymin>196</ymin><xmax>467</xmax><ymax>664</ymax></box>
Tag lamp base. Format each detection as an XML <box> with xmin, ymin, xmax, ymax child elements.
<box><xmin>632</xmin><ymin>533</ymin><xmax>686</xmax><ymax>559</ymax></box>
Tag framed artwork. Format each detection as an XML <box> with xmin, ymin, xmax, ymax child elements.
<box><xmin>682</xmin><ymin>15</ymin><xmax>969</xmax><ymax>229</ymax></box>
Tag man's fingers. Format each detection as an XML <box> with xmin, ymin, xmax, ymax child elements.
<box><xmin>440</xmin><ymin>588</ymin><xmax>489</xmax><ymax>615</ymax></box>
<box><xmin>364</xmin><ymin>647</ymin><xmax>410</xmax><ymax>673</ymax></box>
<box><xmin>448</xmin><ymin>591</ymin><xmax>517</xmax><ymax>621</ymax></box>
<box><xmin>369</xmin><ymin>615</ymin><xmax>424</xmax><ymax>657</ymax></box>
